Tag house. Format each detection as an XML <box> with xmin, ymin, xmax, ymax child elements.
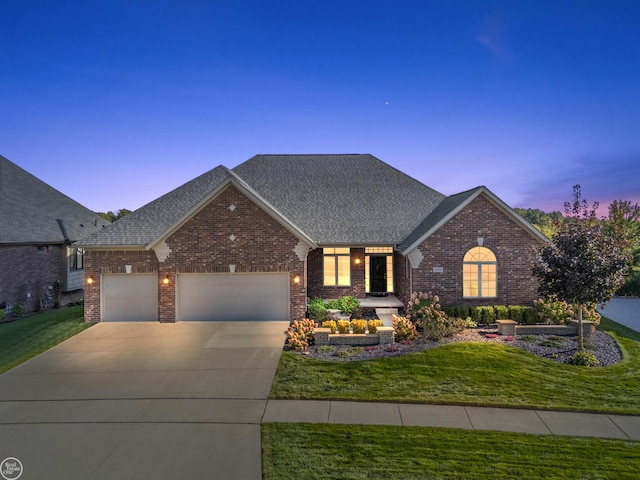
<box><xmin>78</xmin><ymin>154</ymin><xmax>548</xmax><ymax>322</ymax></box>
<box><xmin>0</xmin><ymin>155</ymin><xmax>110</xmax><ymax>314</ymax></box>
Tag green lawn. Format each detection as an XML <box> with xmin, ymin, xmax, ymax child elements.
<box><xmin>270</xmin><ymin>317</ymin><xmax>640</xmax><ymax>414</ymax></box>
<box><xmin>262</xmin><ymin>423</ymin><xmax>640</xmax><ymax>480</ymax></box>
<box><xmin>0</xmin><ymin>306</ymin><xmax>92</xmax><ymax>374</ymax></box>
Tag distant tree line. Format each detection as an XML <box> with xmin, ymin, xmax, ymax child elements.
<box><xmin>96</xmin><ymin>209</ymin><xmax>133</xmax><ymax>222</ymax></box>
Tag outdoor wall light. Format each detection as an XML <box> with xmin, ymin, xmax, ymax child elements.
<box><xmin>86</xmin><ymin>276</ymin><xmax>94</xmax><ymax>285</ymax></box>
<box><xmin>354</xmin><ymin>258</ymin><xmax>361</xmax><ymax>265</ymax></box>
<box><xmin>162</xmin><ymin>276</ymin><xmax>170</xmax><ymax>285</ymax></box>
<box><xmin>293</xmin><ymin>275</ymin><xmax>301</xmax><ymax>284</ymax></box>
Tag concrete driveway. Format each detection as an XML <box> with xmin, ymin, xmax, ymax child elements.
<box><xmin>0</xmin><ymin>321</ymin><xmax>288</xmax><ymax>479</ymax></box>
<box><xmin>598</xmin><ymin>297</ymin><xmax>640</xmax><ymax>333</ymax></box>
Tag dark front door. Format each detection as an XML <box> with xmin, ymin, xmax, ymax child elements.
<box><xmin>369</xmin><ymin>256</ymin><xmax>387</xmax><ymax>294</ymax></box>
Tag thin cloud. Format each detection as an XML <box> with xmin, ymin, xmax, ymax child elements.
<box><xmin>475</xmin><ymin>13</ymin><xmax>510</xmax><ymax>60</ymax></box>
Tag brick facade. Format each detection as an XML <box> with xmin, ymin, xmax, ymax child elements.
<box><xmin>307</xmin><ymin>247</ymin><xmax>366</xmax><ymax>300</ymax></box>
<box><xmin>0</xmin><ymin>244</ymin><xmax>66</xmax><ymax>313</ymax></box>
<box><xmin>84</xmin><ymin>185</ymin><xmax>307</xmax><ymax>322</ymax></box>
<box><xmin>84</xmin><ymin>189</ymin><xmax>544</xmax><ymax>322</ymax></box>
<box><xmin>407</xmin><ymin>195</ymin><xmax>545</xmax><ymax>307</ymax></box>
<box><xmin>83</xmin><ymin>250</ymin><xmax>159</xmax><ymax>322</ymax></box>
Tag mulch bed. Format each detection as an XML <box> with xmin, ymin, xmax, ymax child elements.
<box><xmin>293</xmin><ymin>326</ymin><xmax>623</xmax><ymax>366</ymax></box>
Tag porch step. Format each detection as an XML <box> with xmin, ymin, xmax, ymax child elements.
<box><xmin>375</xmin><ymin>308</ymin><xmax>399</xmax><ymax>327</ymax></box>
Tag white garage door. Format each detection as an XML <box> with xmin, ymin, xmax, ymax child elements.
<box><xmin>102</xmin><ymin>274</ymin><xmax>158</xmax><ymax>322</ymax></box>
<box><xmin>177</xmin><ymin>273</ymin><xmax>289</xmax><ymax>321</ymax></box>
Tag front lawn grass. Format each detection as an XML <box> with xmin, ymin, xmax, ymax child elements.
<box><xmin>270</xmin><ymin>316</ymin><xmax>640</xmax><ymax>414</ymax></box>
<box><xmin>0</xmin><ymin>306</ymin><xmax>91</xmax><ymax>374</ymax></box>
<box><xmin>262</xmin><ymin>423</ymin><xmax>640</xmax><ymax>480</ymax></box>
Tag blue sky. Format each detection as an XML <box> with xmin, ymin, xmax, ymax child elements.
<box><xmin>1</xmin><ymin>1</ymin><xmax>639</xmax><ymax>214</ymax></box>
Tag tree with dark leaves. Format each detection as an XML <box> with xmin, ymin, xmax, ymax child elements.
<box><xmin>532</xmin><ymin>186</ymin><xmax>631</xmax><ymax>350</ymax></box>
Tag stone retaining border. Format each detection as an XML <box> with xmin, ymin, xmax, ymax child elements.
<box><xmin>314</xmin><ymin>327</ymin><xmax>394</xmax><ymax>346</ymax></box>
<box><xmin>496</xmin><ymin>319</ymin><xmax>594</xmax><ymax>339</ymax></box>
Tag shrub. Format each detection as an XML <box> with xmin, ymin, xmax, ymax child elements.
<box><xmin>12</xmin><ymin>302</ymin><xmax>24</xmax><ymax>317</ymax></box>
<box><xmin>338</xmin><ymin>296</ymin><xmax>362</xmax><ymax>317</ymax></box>
<box><xmin>521</xmin><ymin>307</ymin><xmax>537</xmax><ymax>325</ymax></box>
<box><xmin>618</xmin><ymin>270</ymin><xmax>640</xmax><ymax>296</ymax></box>
<box><xmin>508</xmin><ymin>305</ymin><xmax>523</xmax><ymax>323</ymax></box>
<box><xmin>423</xmin><ymin>316</ymin><xmax>475</xmax><ymax>341</ymax></box>
<box><xmin>322</xmin><ymin>320</ymin><xmax>337</xmax><ymax>334</ymax></box>
<box><xmin>392</xmin><ymin>314</ymin><xmax>418</xmax><ymax>341</ymax></box>
<box><xmin>460</xmin><ymin>317</ymin><xmax>477</xmax><ymax>329</ymax></box>
<box><xmin>367</xmin><ymin>319</ymin><xmax>383</xmax><ymax>334</ymax></box>
<box><xmin>351</xmin><ymin>319</ymin><xmax>367</xmax><ymax>334</ymax></box>
<box><xmin>337</xmin><ymin>320</ymin><xmax>351</xmax><ymax>334</ymax></box>
<box><xmin>325</xmin><ymin>299</ymin><xmax>341</xmax><ymax>310</ymax></box>
<box><xmin>0</xmin><ymin>309</ymin><xmax>4</xmax><ymax>322</ymax></box>
<box><xmin>286</xmin><ymin>318</ymin><xmax>317</xmax><ymax>351</ymax></box>
<box><xmin>316</xmin><ymin>345</ymin><xmax>336</xmax><ymax>354</ymax></box>
<box><xmin>567</xmin><ymin>351</ymin><xmax>599</xmax><ymax>367</ymax></box>
<box><xmin>334</xmin><ymin>347</ymin><xmax>365</xmax><ymax>358</ymax></box>
<box><xmin>494</xmin><ymin>305</ymin><xmax>509</xmax><ymax>319</ymax></box>
<box><xmin>455</xmin><ymin>306</ymin><xmax>470</xmax><ymax>318</ymax></box>
<box><xmin>476</xmin><ymin>306</ymin><xmax>496</xmax><ymax>324</ymax></box>
<box><xmin>442</xmin><ymin>306</ymin><xmax>456</xmax><ymax>317</ymax></box>
<box><xmin>534</xmin><ymin>296</ymin><xmax>574</xmax><ymax>325</ymax></box>
<box><xmin>407</xmin><ymin>291</ymin><xmax>451</xmax><ymax>339</ymax></box>
<box><xmin>469</xmin><ymin>307</ymin><xmax>482</xmax><ymax>324</ymax></box>
<box><xmin>307</xmin><ymin>298</ymin><xmax>328</xmax><ymax>322</ymax></box>
<box><xmin>579</xmin><ymin>302</ymin><xmax>601</xmax><ymax>327</ymax></box>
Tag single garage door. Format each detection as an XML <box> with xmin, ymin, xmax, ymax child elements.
<box><xmin>177</xmin><ymin>273</ymin><xmax>289</xmax><ymax>321</ymax></box>
<box><xmin>102</xmin><ymin>274</ymin><xmax>159</xmax><ymax>322</ymax></box>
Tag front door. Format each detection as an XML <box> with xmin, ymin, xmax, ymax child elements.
<box><xmin>369</xmin><ymin>256</ymin><xmax>387</xmax><ymax>294</ymax></box>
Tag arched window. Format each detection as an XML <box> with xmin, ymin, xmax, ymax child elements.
<box><xmin>463</xmin><ymin>247</ymin><xmax>497</xmax><ymax>298</ymax></box>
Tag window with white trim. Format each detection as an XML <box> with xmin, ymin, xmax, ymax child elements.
<box><xmin>463</xmin><ymin>246</ymin><xmax>497</xmax><ymax>297</ymax></box>
<box><xmin>323</xmin><ymin>248</ymin><xmax>351</xmax><ymax>286</ymax></box>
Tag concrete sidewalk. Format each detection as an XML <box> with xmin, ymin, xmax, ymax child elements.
<box><xmin>263</xmin><ymin>400</ymin><xmax>640</xmax><ymax>440</ymax></box>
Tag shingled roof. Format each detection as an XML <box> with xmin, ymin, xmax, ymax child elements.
<box><xmin>80</xmin><ymin>166</ymin><xmax>232</xmax><ymax>247</ymax></box>
<box><xmin>0</xmin><ymin>155</ymin><xmax>110</xmax><ymax>244</ymax></box>
<box><xmin>79</xmin><ymin>154</ymin><xmax>453</xmax><ymax>248</ymax></box>
<box><xmin>398</xmin><ymin>186</ymin><xmax>549</xmax><ymax>253</ymax></box>
<box><xmin>233</xmin><ymin>154</ymin><xmax>446</xmax><ymax>244</ymax></box>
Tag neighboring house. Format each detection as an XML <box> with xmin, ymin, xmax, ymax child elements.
<box><xmin>79</xmin><ymin>154</ymin><xmax>548</xmax><ymax>322</ymax></box>
<box><xmin>0</xmin><ymin>155</ymin><xmax>110</xmax><ymax>313</ymax></box>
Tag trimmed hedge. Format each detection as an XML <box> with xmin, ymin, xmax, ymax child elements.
<box><xmin>442</xmin><ymin>304</ymin><xmax>537</xmax><ymax>325</ymax></box>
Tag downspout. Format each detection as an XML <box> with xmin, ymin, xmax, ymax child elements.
<box><xmin>57</xmin><ymin>219</ymin><xmax>71</xmax><ymax>292</ymax></box>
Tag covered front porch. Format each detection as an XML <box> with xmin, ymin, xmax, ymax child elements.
<box><xmin>358</xmin><ymin>294</ymin><xmax>404</xmax><ymax>309</ymax></box>
<box><xmin>320</xmin><ymin>294</ymin><xmax>404</xmax><ymax>309</ymax></box>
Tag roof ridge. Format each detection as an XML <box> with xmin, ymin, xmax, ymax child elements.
<box><xmin>250</xmin><ymin>153</ymin><xmax>367</xmax><ymax>158</ymax></box>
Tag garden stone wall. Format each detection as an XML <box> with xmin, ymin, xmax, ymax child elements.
<box><xmin>315</xmin><ymin>327</ymin><xmax>394</xmax><ymax>346</ymax></box>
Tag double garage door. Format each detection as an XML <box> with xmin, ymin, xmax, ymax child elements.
<box><xmin>102</xmin><ymin>273</ymin><xmax>289</xmax><ymax>322</ymax></box>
